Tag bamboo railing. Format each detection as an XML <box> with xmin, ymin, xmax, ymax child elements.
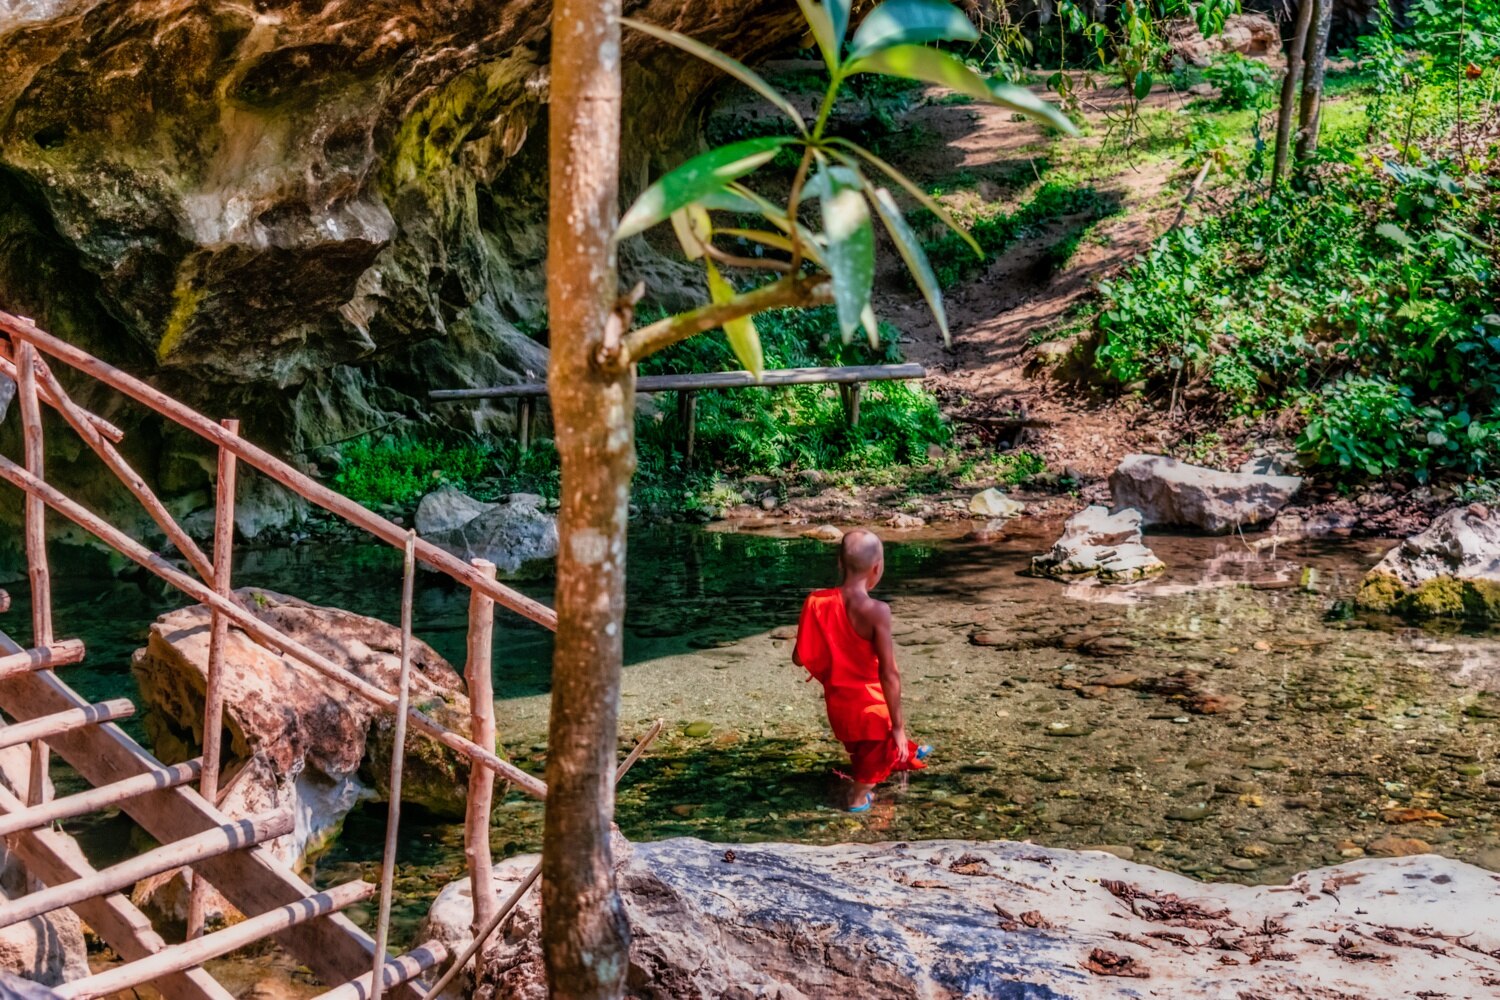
<box><xmin>0</xmin><ymin>308</ymin><xmax>661</xmax><ymax>997</ymax></box>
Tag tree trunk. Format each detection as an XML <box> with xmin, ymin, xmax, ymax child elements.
<box><xmin>1295</xmin><ymin>0</ymin><xmax>1335</xmax><ymax>161</ymax></box>
<box><xmin>540</xmin><ymin>0</ymin><xmax>633</xmax><ymax>996</ymax></box>
<box><xmin>1271</xmin><ymin>0</ymin><xmax>1315</xmax><ymax>187</ymax></box>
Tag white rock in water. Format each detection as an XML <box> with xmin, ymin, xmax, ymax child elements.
<box><xmin>414</xmin><ymin>488</ymin><xmax>496</xmax><ymax>535</ymax></box>
<box><xmin>425</xmin><ymin>837</ymin><xmax>1500</xmax><ymax>1000</ymax></box>
<box><xmin>968</xmin><ymin>488</ymin><xmax>1024</xmax><ymax>518</ymax></box>
<box><xmin>416</xmin><ymin>490</ymin><xmax>557</xmax><ymax>578</ymax></box>
<box><xmin>1109</xmin><ymin>453</ymin><xmax>1301</xmax><ymax>534</ymax></box>
<box><xmin>1032</xmin><ymin>505</ymin><xmax>1165</xmax><ymax>582</ymax></box>
<box><xmin>801</xmin><ymin>524</ymin><xmax>844</xmax><ymax>543</ymax></box>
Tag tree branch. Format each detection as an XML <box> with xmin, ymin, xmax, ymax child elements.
<box><xmin>616</xmin><ymin>274</ymin><xmax>832</xmax><ymax>367</ymax></box>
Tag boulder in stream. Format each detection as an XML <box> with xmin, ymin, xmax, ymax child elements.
<box><xmin>1031</xmin><ymin>505</ymin><xmax>1165</xmax><ymax>583</ymax></box>
<box><xmin>1109</xmin><ymin>453</ymin><xmax>1301</xmax><ymax>534</ymax></box>
<box><xmin>131</xmin><ymin>589</ymin><xmax>476</xmax><ymax>922</ymax></box>
<box><xmin>968</xmin><ymin>488</ymin><xmax>1024</xmax><ymax>519</ymax></box>
<box><xmin>424</xmin><ymin>837</ymin><xmax>1500</xmax><ymax>999</ymax></box>
<box><xmin>1358</xmin><ymin>505</ymin><xmax>1500</xmax><ymax>618</ymax></box>
<box><xmin>415</xmin><ymin>489</ymin><xmax>558</xmax><ymax>578</ymax></box>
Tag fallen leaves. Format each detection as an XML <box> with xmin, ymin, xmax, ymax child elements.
<box><xmin>1084</xmin><ymin>948</ymin><xmax>1149</xmax><ymax>978</ymax></box>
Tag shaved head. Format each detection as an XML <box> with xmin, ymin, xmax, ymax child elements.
<box><xmin>839</xmin><ymin>528</ymin><xmax>884</xmax><ymax>578</ymax></box>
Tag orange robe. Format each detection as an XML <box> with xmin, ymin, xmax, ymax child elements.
<box><xmin>794</xmin><ymin>588</ymin><xmax>925</xmax><ymax>785</ymax></box>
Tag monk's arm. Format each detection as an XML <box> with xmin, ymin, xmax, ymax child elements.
<box><xmin>872</xmin><ymin>603</ymin><xmax>909</xmax><ymax>761</ymax></box>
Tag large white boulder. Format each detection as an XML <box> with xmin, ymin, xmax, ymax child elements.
<box><xmin>428</xmin><ymin>837</ymin><xmax>1500</xmax><ymax>999</ymax></box>
<box><xmin>1358</xmin><ymin>506</ymin><xmax>1500</xmax><ymax>618</ymax></box>
<box><xmin>1109</xmin><ymin>454</ymin><xmax>1301</xmax><ymax>534</ymax></box>
<box><xmin>416</xmin><ymin>489</ymin><xmax>557</xmax><ymax>578</ymax></box>
<box><xmin>968</xmin><ymin>488</ymin><xmax>1024</xmax><ymax>519</ymax></box>
<box><xmin>1032</xmin><ymin>505</ymin><xmax>1165</xmax><ymax>582</ymax></box>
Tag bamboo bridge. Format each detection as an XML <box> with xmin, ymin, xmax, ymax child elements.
<box><xmin>0</xmin><ymin>309</ymin><xmax>659</xmax><ymax>998</ymax></box>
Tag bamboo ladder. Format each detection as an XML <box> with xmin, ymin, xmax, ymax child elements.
<box><xmin>0</xmin><ymin>310</ymin><xmax>658</xmax><ymax>998</ymax></box>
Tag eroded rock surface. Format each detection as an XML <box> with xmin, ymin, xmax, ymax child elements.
<box><xmin>1109</xmin><ymin>454</ymin><xmax>1301</xmax><ymax>535</ymax></box>
<box><xmin>0</xmin><ymin>0</ymin><xmax>807</xmax><ymax>528</ymax></box>
<box><xmin>1032</xmin><ymin>505</ymin><xmax>1164</xmax><ymax>582</ymax></box>
<box><xmin>131</xmin><ymin>588</ymin><xmax>475</xmax><ymax>920</ymax></box>
<box><xmin>0</xmin><ymin>747</ymin><xmax>86</xmax><ymax>988</ymax></box>
<box><xmin>1167</xmin><ymin>12</ymin><xmax>1279</xmax><ymax>65</ymax></box>
<box><xmin>428</xmin><ymin>837</ymin><xmax>1500</xmax><ymax>1000</ymax></box>
<box><xmin>1359</xmin><ymin>505</ymin><xmax>1500</xmax><ymax>618</ymax></box>
<box><xmin>415</xmin><ymin>489</ymin><xmax>557</xmax><ymax>577</ymax></box>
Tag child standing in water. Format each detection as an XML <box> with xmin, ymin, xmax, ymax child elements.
<box><xmin>793</xmin><ymin>528</ymin><xmax>931</xmax><ymax>812</ymax></box>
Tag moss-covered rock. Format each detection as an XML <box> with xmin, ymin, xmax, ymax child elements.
<box><xmin>1356</xmin><ymin>507</ymin><xmax>1500</xmax><ymax>620</ymax></box>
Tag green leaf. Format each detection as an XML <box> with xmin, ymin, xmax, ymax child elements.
<box><xmin>844</xmin><ymin>45</ymin><xmax>1076</xmax><ymax>134</ymax></box>
<box><xmin>824</xmin><ymin>139</ymin><xmax>980</xmax><ymax>256</ymax></box>
<box><xmin>1376</xmin><ymin>222</ymin><xmax>1416</xmax><ymax>249</ymax></box>
<box><xmin>847</xmin><ymin>0</ymin><xmax>979</xmax><ymax>60</ymax></box>
<box><xmin>816</xmin><ymin>167</ymin><xmax>875</xmax><ymax>343</ymax></box>
<box><xmin>621</xmin><ymin>18</ymin><xmax>807</xmax><ymax>133</ymax></box>
<box><xmin>1133</xmin><ymin>71</ymin><xmax>1153</xmax><ymax>101</ymax></box>
<box><xmin>618</xmin><ymin>137</ymin><xmax>796</xmax><ymax>239</ymax></box>
<box><xmin>869</xmin><ymin>186</ymin><xmax>950</xmax><ymax>346</ymax></box>
<box><xmin>705</xmin><ymin>260</ymin><xmax>764</xmax><ymax>382</ymax></box>
<box><xmin>796</xmin><ymin>0</ymin><xmax>841</xmax><ymax>71</ymax></box>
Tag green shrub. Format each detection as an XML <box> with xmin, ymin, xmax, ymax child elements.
<box><xmin>1091</xmin><ymin>155</ymin><xmax>1500</xmax><ymax>482</ymax></box>
<box><xmin>1201</xmin><ymin>53</ymin><xmax>1275</xmax><ymax>110</ymax></box>
<box><xmin>331</xmin><ymin>438</ymin><xmax>495</xmax><ymax>509</ymax></box>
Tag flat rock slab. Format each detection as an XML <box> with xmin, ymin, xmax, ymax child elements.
<box><xmin>430</xmin><ymin>838</ymin><xmax>1500</xmax><ymax>999</ymax></box>
<box><xmin>1110</xmin><ymin>454</ymin><xmax>1301</xmax><ymax>535</ymax></box>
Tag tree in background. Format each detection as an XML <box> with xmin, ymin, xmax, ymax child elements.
<box><xmin>540</xmin><ymin>0</ymin><xmax>1073</xmax><ymax>995</ymax></box>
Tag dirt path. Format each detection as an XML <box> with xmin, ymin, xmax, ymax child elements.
<box><xmin>875</xmin><ymin>80</ymin><xmax>1212</xmax><ymax>478</ymax></box>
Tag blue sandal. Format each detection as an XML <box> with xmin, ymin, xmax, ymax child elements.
<box><xmin>915</xmin><ymin>745</ymin><xmax>934</xmax><ymax>762</ymax></box>
<box><xmin>848</xmin><ymin>791</ymin><xmax>875</xmax><ymax>813</ymax></box>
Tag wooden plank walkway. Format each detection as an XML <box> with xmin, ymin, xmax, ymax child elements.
<box><xmin>431</xmin><ymin>362</ymin><xmax>928</xmax><ymax>456</ymax></box>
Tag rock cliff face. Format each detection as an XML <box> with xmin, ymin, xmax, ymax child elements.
<box><xmin>0</xmin><ymin>0</ymin><xmax>805</xmax><ymax>531</ymax></box>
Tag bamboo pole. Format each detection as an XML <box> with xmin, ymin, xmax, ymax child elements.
<box><xmin>0</xmin><ymin>808</ymin><xmax>291</xmax><ymax>928</ymax></box>
<box><xmin>0</xmin><ymin>638</ymin><xmax>86</xmax><ymax>679</ymax></box>
<box><xmin>0</xmin><ymin>698</ymin><xmax>134</xmax><ymax>752</ymax></box>
<box><xmin>54</xmin><ymin>879</ymin><xmax>377</xmax><ymax>1000</ymax></box>
<box><xmin>314</xmin><ymin>941</ymin><xmax>450</xmax><ymax>1000</ymax></box>
<box><xmin>0</xmin><ymin>313</ymin><xmax>558</xmax><ymax>633</ymax></box>
<box><xmin>422</xmin><ymin>719</ymin><xmax>664</xmax><ymax>999</ymax></box>
<box><xmin>189</xmin><ymin>417</ymin><xmax>240</xmax><ymax>941</ymax></box>
<box><xmin>0</xmin><ymin>453</ymin><xmax>549</xmax><ymax>800</ymax></box>
<box><xmin>16</xmin><ymin>342</ymin><xmax>52</xmax><ymax>809</ymax></box>
<box><xmin>464</xmin><ymin>558</ymin><xmax>498</xmax><ymax>936</ymax></box>
<box><xmin>371</xmin><ymin>533</ymin><xmax>417</xmax><ymax>1000</ymax></box>
<box><xmin>0</xmin><ymin>351</ymin><xmax>124</xmax><ymax>443</ymax></box>
<box><xmin>0</xmin><ymin>760</ymin><xmax>201</xmax><ymax>838</ymax></box>
<box><xmin>34</xmin><ymin>360</ymin><xmax>217</xmax><ymax>586</ymax></box>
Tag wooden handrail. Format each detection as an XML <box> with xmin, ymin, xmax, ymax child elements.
<box><xmin>0</xmin><ymin>452</ymin><xmax>549</xmax><ymax>800</ymax></box>
<box><xmin>429</xmin><ymin>362</ymin><xmax>928</xmax><ymax>400</ymax></box>
<box><xmin>0</xmin><ymin>311</ymin><xmax>557</xmax><ymax>633</ymax></box>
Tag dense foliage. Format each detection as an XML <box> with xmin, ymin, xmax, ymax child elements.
<box><xmin>1094</xmin><ymin>153</ymin><xmax>1499</xmax><ymax>481</ymax></box>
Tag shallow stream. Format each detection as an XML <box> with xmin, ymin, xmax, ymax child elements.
<box><xmin>10</xmin><ymin>521</ymin><xmax>1500</xmax><ymax>968</ymax></box>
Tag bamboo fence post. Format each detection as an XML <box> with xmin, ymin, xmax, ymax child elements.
<box><xmin>464</xmin><ymin>559</ymin><xmax>499</xmax><ymax>936</ymax></box>
<box><xmin>371</xmin><ymin>532</ymin><xmax>417</xmax><ymax>1000</ymax></box>
<box><xmin>422</xmin><ymin>719</ymin><xmax>664</xmax><ymax>1000</ymax></box>
<box><xmin>16</xmin><ymin>342</ymin><xmax>52</xmax><ymax>807</ymax></box>
<box><xmin>188</xmin><ymin>418</ymin><xmax>240</xmax><ymax>940</ymax></box>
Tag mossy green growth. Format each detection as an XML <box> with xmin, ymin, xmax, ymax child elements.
<box><xmin>1357</xmin><ymin>572</ymin><xmax>1500</xmax><ymax>620</ymax></box>
<box><xmin>384</xmin><ymin>54</ymin><xmax>532</xmax><ymax>189</ymax></box>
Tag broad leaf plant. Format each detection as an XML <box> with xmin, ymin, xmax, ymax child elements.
<box><xmin>608</xmin><ymin>0</ymin><xmax>1077</xmax><ymax>379</ymax></box>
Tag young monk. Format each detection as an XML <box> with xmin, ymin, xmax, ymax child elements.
<box><xmin>793</xmin><ymin>528</ymin><xmax>931</xmax><ymax>812</ymax></box>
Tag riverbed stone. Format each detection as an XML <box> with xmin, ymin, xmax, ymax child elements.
<box><xmin>1031</xmin><ymin>505</ymin><xmax>1166</xmax><ymax>583</ymax></box>
<box><xmin>967</xmin><ymin>488</ymin><xmax>1024</xmax><ymax>519</ymax></box>
<box><xmin>1358</xmin><ymin>506</ymin><xmax>1500</xmax><ymax>619</ymax></box>
<box><xmin>426</xmin><ymin>838</ymin><xmax>1500</xmax><ymax>999</ymax></box>
<box><xmin>1109</xmin><ymin>454</ymin><xmax>1302</xmax><ymax>534</ymax></box>
<box><xmin>415</xmin><ymin>490</ymin><xmax>557</xmax><ymax>578</ymax></box>
<box><xmin>131</xmin><ymin>588</ymin><xmax>474</xmax><ymax>922</ymax></box>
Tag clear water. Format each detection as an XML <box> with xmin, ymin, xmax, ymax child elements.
<box><xmin>9</xmin><ymin>523</ymin><xmax>1500</xmax><ymax>963</ymax></box>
